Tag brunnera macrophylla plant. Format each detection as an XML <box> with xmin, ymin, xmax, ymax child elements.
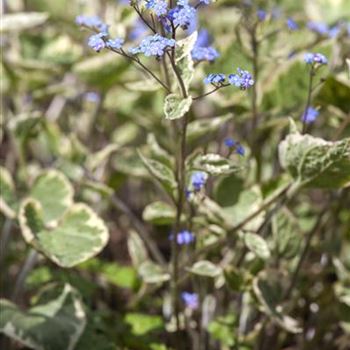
<box><xmin>1</xmin><ymin>0</ymin><xmax>350</xmax><ymax>349</ymax></box>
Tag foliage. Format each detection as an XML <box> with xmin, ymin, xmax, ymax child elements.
<box><xmin>1</xmin><ymin>0</ymin><xmax>350</xmax><ymax>349</ymax></box>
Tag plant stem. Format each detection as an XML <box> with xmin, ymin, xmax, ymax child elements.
<box><xmin>193</xmin><ymin>84</ymin><xmax>229</xmax><ymax>100</ymax></box>
<box><xmin>251</xmin><ymin>25</ymin><xmax>259</xmax><ymax>132</ymax></box>
<box><xmin>302</xmin><ymin>67</ymin><xmax>315</xmax><ymax>134</ymax></box>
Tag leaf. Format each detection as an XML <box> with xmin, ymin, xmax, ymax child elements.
<box><xmin>147</xmin><ymin>134</ymin><xmax>173</xmax><ymax>169</ymax></box>
<box><xmin>8</xmin><ymin>111</ymin><xmax>43</xmax><ymax>139</ymax></box>
<box><xmin>272</xmin><ymin>209</ymin><xmax>301</xmax><ymax>259</ymax></box>
<box><xmin>142</xmin><ymin>201</ymin><xmax>176</xmax><ymax>225</ymax></box>
<box><xmin>222</xmin><ymin>187</ymin><xmax>265</xmax><ymax>231</ymax></box>
<box><xmin>191</xmin><ymin>153</ymin><xmax>242</xmax><ymax>175</ymax></box>
<box><xmin>187</xmin><ymin>114</ymin><xmax>233</xmax><ymax>144</ymax></box>
<box><xmin>138</xmin><ymin>150</ymin><xmax>177</xmax><ymax>195</ymax></box>
<box><xmin>0</xmin><ymin>284</ymin><xmax>86</xmax><ymax>350</ymax></box>
<box><xmin>244</xmin><ymin>233</ymin><xmax>271</xmax><ymax>260</ymax></box>
<box><xmin>0</xmin><ymin>166</ymin><xmax>17</xmax><ymax>218</ymax></box>
<box><xmin>188</xmin><ymin>260</ymin><xmax>222</xmax><ymax>278</ymax></box>
<box><xmin>175</xmin><ymin>31</ymin><xmax>197</xmax><ymax>92</ymax></box>
<box><xmin>253</xmin><ymin>276</ymin><xmax>302</xmax><ymax>334</ymax></box>
<box><xmin>86</xmin><ymin>144</ymin><xmax>119</xmax><ymax>171</ymax></box>
<box><xmin>1</xmin><ymin>12</ymin><xmax>49</xmax><ymax>32</ymax></box>
<box><xmin>19</xmin><ymin>199</ymin><xmax>109</xmax><ymax>268</ymax></box>
<box><xmin>124</xmin><ymin>313</ymin><xmax>163</xmax><ymax>336</ymax></box>
<box><xmin>164</xmin><ymin>94</ymin><xmax>192</xmax><ymax>120</ymax></box>
<box><xmin>138</xmin><ymin>261</ymin><xmax>170</xmax><ymax>284</ymax></box>
<box><xmin>279</xmin><ymin>133</ymin><xmax>350</xmax><ymax>188</ymax></box>
<box><xmin>127</xmin><ymin>230</ymin><xmax>149</xmax><ymax>268</ymax></box>
<box><xmin>30</xmin><ymin>170</ymin><xmax>74</xmax><ymax>224</ymax></box>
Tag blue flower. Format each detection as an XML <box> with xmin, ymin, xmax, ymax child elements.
<box><xmin>228</xmin><ymin>68</ymin><xmax>254</xmax><ymax>90</ymax></box>
<box><xmin>106</xmin><ymin>37</ymin><xmax>124</xmax><ymax>49</ymax></box>
<box><xmin>204</xmin><ymin>73</ymin><xmax>226</xmax><ymax>84</ymax></box>
<box><xmin>177</xmin><ymin>230</ymin><xmax>195</xmax><ymax>245</ymax></box>
<box><xmin>84</xmin><ymin>91</ymin><xmax>100</xmax><ymax>103</ymax></box>
<box><xmin>181</xmin><ymin>292</ymin><xmax>199</xmax><ymax>309</ymax></box>
<box><xmin>76</xmin><ymin>15</ymin><xmax>108</xmax><ymax>32</ymax></box>
<box><xmin>307</xmin><ymin>21</ymin><xmax>329</xmax><ymax>36</ymax></box>
<box><xmin>191</xmin><ymin>29</ymin><xmax>219</xmax><ymax>62</ymax></box>
<box><xmin>191</xmin><ymin>171</ymin><xmax>208</xmax><ymax>191</ymax></box>
<box><xmin>224</xmin><ymin>138</ymin><xmax>245</xmax><ymax>156</ymax></box>
<box><xmin>172</xmin><ymin>4</ymin><xmax>196</xmax><ymax>29</ymax></box>
<box><xmin>302</xmin><ymin>107</ymin><xmax>319</xmax><ymax>124</ymax></box>
<box><xmin>328</xmin><ymin>25</ymin><xmax>340</xmax><ymax>38</ymax></box>
<box><xmin>146</xmin><ymin>0</ymin><xmax>168</xmax><ymax>16</ymax></box>
<box><xmin>129</xmin><ymin>34</ymin><xmax>175</xmax><ymax>57</ymax></box>
<box><xmin>200</xmin><ymin>0</ymin><xmax>211</xmax><ymax>4</ymax></box>
<box><xmin>304</xmin><ymin>52</ymin><xmax>328</xmax><ymax>65</ymax></box>
<box><xmin>257</xmin><ymin>9</ymin><xmax>267</xmax><ymax>21</ymax></box>
<box><xmin>192</xmin><ymin>46</ymin><xmax>219</xmax><ymax>62</ymax></box>
<box><xmin>129</xmin><ymin>19</ymin><xmax>148</xmax><ymax>40</ymax></box>
<box><xmin>287</xmin><ymin>18</ymin><xmax>298</xmax><ymax>31</ymax></box>
<box><xmin>88</xmin><ymin>33</ymin><xmax>107</xmax><ymax>52</ymax></box>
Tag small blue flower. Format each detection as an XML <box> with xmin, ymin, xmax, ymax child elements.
<box><xmin>228</xmin><ymin>68</ymin><xmax>254</xmax><ymax>90</ymax></box>
<box><xmin>177</xmin><ymin>230</ymin><xmax>195</xmax><ymax>245</ymax></box>
<box><xmin>328</xmin><ymin>25</ymin><xmax>340</xmax><ymax>38</ymax></box>
<box><xmin>181</xmin><ymin>292</ymin><xmax>199</xmax><ymax>309</ymax></box>
<box><xmin>88</xmin><ymin>33</ymin><xmax>106</xmax><ymax>52</ymax></box>
<box><xmin>106</xmin><ymin>37</ymin><xmax>124</xmax><ymax>49</ymax></box>
<box><xmin>287</xmin><ymin>18</ymin><xmax>298</xmax><ymax>31</ymax></box>
<box><xmin>304</xmin><ymin>52</ymin><xmax>328</xmax><ymax>65</ymax></box>
<box><xmin>224</xmin><ymin>138</ymin><xmax>245</xmax><ymax>156</ymax></box>
<box><xmin>191</xmin><ymin>171</ymin><xmax>208</xmax><ymax>191</ymax></box>
<box><xmin>129</xmin><ymin>19</ymin><xmax>148</xmax><ymax>40</ymax></box>
<box><xmin>75</xmin><ymin>15</ymin><xmax>108</xmax><ymax>32</ymax></box>
<box><xmin>204</xmin><ymin>73</ymin><xmax>226</xmax><ymax>85</ymax></box>
<box><xmin>84</xmin><ymin>91</ymin><xmax>100</xmax><ymax>103</ymax></box>
<box><xmin>257</xmin><ymin>9</ymin><xmax>267</xmax><ymax>21</ymax></box>
<box><xmin>307</xmin><ymin>21</ymin><xmax>329</xmax><ymax>36</ymax></box>
<box><xmin>145</xmin><ymin>0</ymin><xmax>168</xmax><ymax>16</ymax></box>
<box><xmin>302</xmin><ymin>107</ymin><xmax>319</xmax><ymax>124</ymax></box>
<box><xmin>129</xmin><ymin>34</ymin><xmax>175</xmax><ymax>57</ymax></box>
<box><xmin>172</xmin><ymin>4</ymin><xmax>196</xmax><ymax>29</ymax></box>
<box><xmin>192</xmin><ymin>46</ymin><xmax>219</xmax><ymax>62</ymax></box>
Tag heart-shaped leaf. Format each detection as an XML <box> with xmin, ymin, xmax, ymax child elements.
<box><xmin>30</xmin><ymin>170</ymin><xmax>74</xmax><ymax>224</ymax></box>
<box><xmin>279</xmin><ymin>133</ymin><xmax>350</xmax><ymax>188</ymax></box>
<box><xmin>192</xmin><ymin>153</ymin><xmax>242</xmax><ymax>175</ymax></box>
<box><xmin>244</xmin><ymin>233</ymin><xmax>271</xmax><ymax>260</ymax></box>
<box><xmin>19</xmin><ymin>199</ymin><xmax>109</xmax><ymax>268</ymax></box>
<box><xmin>164</xmin><ymin>94</ymin><xmax>192</xmax><ymax>120</ymax></box>
<box><xmin>188</xmin><ymin>260</ymin><xmax>222</xmax><ymax>278</ymax></box>
<box><xmin>0</xmin><ymin>284</ymin><xmax>86</xmax><ymax>350</ymax></box>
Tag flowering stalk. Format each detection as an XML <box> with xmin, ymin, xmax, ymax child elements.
<box><xmin>302</xmin><ymin>66</ymin><xmax>315</xmax><ymax>134</ymax></box>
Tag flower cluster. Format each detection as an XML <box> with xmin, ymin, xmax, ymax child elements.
<box><xmin>191</xmin><ymin>30</ymin><xmax>219</xmax><ymax>62</ymax></box>
<box><xmin>181</xmin><ymin>292</ymin><xmax>199</xmax><ymax>309</ymax></box>
<box><xmin>307</xmin><ymin>21</ymin><xmax>341</xmax><ymax>38</ymax></box>
<box><xmin>191</xmin><ymin>171</ymin><xmax>208</xmax><ymax>191</ymax></box>
<box><xmin>75</xmin><ymin>15</ymin><xmax>108</xmax><ymax>32</ymax></box>
<box><xmin>204</xmin><ymin>73</ymin><xmax>226</xmax><ymax>85</ymax></box>
<box><xmin>302</xmin><ymin>107</ymin><xmax>319</xmax><ymax>124</ymax></box>
<box><xmin>304</xmin><ymin>52</ymin><xmax>328</xmax><ymax>66</ymax></box>
<box><xmin>224</xmin><ymin>138</ymin><xmax>245</xmax><ymax>156</ymax></box>
<box><xmin>287</xmin><ymin>18</ymin><xmax>299</xmax><ymax>31</ymax></box>
<box><xmin>170</xmin><ymin>230</ymin><xmax>195</xmax><ymax>245</ymax></box>
<box><xmin>146</xmin><ymin>0</ymin><xmax>168</xmax><ymax>17</ymax></box>
<box><xmin>228</xmin><ymin>68</ymin><xmax>255</xmax><ymax>90</ymax></box>
<box><xmin>169</xmin><ymin>1</ymin><xmax>197</xmax><ymax>30</ymax></box>
<box><xmin>129</xmin><ymin>34</ymin><xmax>175</xmax><ymax>57</ymax></box>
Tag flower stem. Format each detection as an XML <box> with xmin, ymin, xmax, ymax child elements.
<box><xmin>302</xmin><ymin>67</ymin><xmax>315</xmax><ymax>134</ymax></box>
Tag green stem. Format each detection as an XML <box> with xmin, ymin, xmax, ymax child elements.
<box><xmin>302</xmin><ymin>67</ymin><xmax>315</xmax><ymax>134</ymax></box>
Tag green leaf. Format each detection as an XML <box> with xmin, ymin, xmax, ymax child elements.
<box><xmin>187</xmin><ymin>114</ymin><xmax>232</xmax><ymax>144</ymax></box>
<box><xmin>142</xmin><ymin>201</ymin><xmax>176</xmax><ymax>225</ymax></box>
<box><xmin>208</xmin><ymin>314</ymin><xmax>237</xmax><ymax>347</ymax></box>
<box><xmin>0</xmin><ymin>166</ymin><xmax>17</xmax><ymax>218</ymax></box>
<box><xmin>191</xmin><ymin>153</ymin><xmax>242</xmax><ymax>175</ymax></box>
<box><xmin>124</xmin><ymin>313</ymin><xmax>163</xmax><ymax>336</ymax></box>
<box><xmin>164</xmin><ymin>94</ymin><xmax>192</xmax><ymax>120</ymax></box>
<box><xmin>138</xmin><ymin>150</ymin><xmax>177</xmax><ymax>195</ymax></box>
<box><xmin>30</xmin><ymin>170</ymin><xmax>74</xmax><ymax>224</ymax></box>
<box><xmin>147</xmin><ymin>134</ymin><xmax>173</xmax><ymax>169</ymax></box>
<box><xmin>175</xmin><ymin>31</ymin><xmax>197</xmax><ymax>92</ymax></box>
<box><xmin>222</xmin><ymin>187</ymin><xmax>265</xmax><ymax>231</ymax></box>
<box><xmin>19</xmin><ymin>199</ymin><xmax>109</xmax><ymax>268</ymax></box>
<box><xmin>244</xmin><ymin>233</ymin><xmax>271</xmax><ymax>260</ymax></box>
<box><xmin>138</xmin><ymin>261</ymin><xmax>170</xmax><ymax>284</ymax></box>
<box><xmin>0</xmin><ymin>284</ymin><xmax>86</xmax><ymax>350</ymax></box>
<box><xmin>253</xmin><ymin>276</ymin><xmax>302</xmax><ymax>334</ymax></box>
<box><xmin>8</xmin><ymin>111</ymin><xmax>43</xmax><ymax>139</ymax></box>
<box><xmin>272</xmin><ymin>209</ymin><xmax>301</xmax><ymax>259</ymax></box>
<box><xmin>279</xmin><ymin>133</ymin><xmax>350</xmax><ymax>188</ymax></box>
<box><xmin>127</xmin><ymin>230</ymin><xmax>149</xmax><ymax>268</ymax></box>
<box><xmin>188</xmin><ymin>260</ymin><xmax>222</xmax><ymax>278</ymax></box>
<box><xmin>1</xmin><ymin>12</ymin><xmax>49</xmax><ymax>32</ymax></box>
<box><xmin>86</xmin><ymin>144</ymin><xmax>119</xmax><ymax>171</ymax></box>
